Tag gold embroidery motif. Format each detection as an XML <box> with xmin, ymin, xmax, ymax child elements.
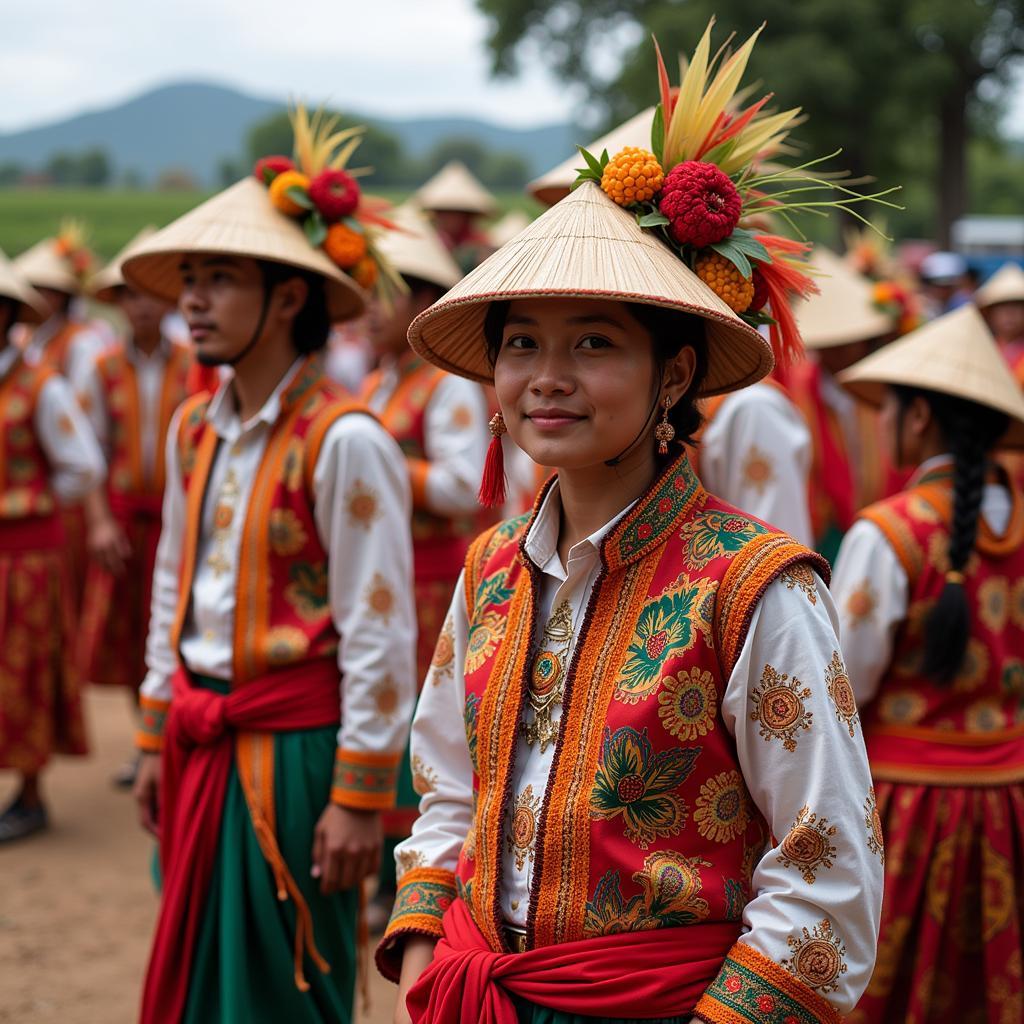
<box><xmin>782</xmin><ymin>917</ymin><xmax>848</xmax><ymax>993</ymax></box>
<box><xmin>464</xmin><ymin>610</ymin><xmax>505</xmax><ymax>674</ymax></box>
<box><xmin>346</xmin><ymin>478</ymin><xmax>381</xmax><ymax>529</ymax></box>
<box><xmin>965</xmin><ymin>700</ymin><xmax>1008</xmax><ymax>732</ymax></box>
<box><xmin>878</xmin><ymin>689</ymin><xmax>927</xmax><ymax>725</ymax></box>
<box><xmin>523</xmin><ymin>599</ymin><xmax>574</xmax><ymax>751</ymax></box>
<box><xmin>364</xmin><ymin>573</ymin><xmax>396</xmax><ymax>624</ymax></box>
<box><xmin>264</xmin><ymin>625</ymin><xmax>310</xmax><ymax>665</ymax></box>
<box><xmin>657</xmin><ymin>668</ymin><xmax>717</xmax><ymax>740</ymax></box>
<box><xmin>781</xmin><ymin>563</ymin><xmax>818</xmax><ymax>604</ymax></box>
<box><xmin>844</xmin><ymin>578</ymin><xmax>877</xmax><ymax>627</ymax></box>
<box><xmin>396</xmin><ymin>848</ymin><xmax>425</xmax><ymax>878</ymax></box>
<box><xmin>411</xmin><ymin>754</ymin><xmax>437</xmax><ymax>795</ymax></box>
<box><xmin>824</xmin><ymin>650</ymin><xmax>859</xmax><ymax>737</ymax></box>
<box><xmin>507</xmin><ymin>784</ymin><xmax>542</xmax><ymax>871</ymax></box>
<box><xmin>451</xmin><ymin>404</ymin><xmax>473</xmax><ymax>429</ymax></box>
<box><xmin>864</xmin><ymin>787</ymin><xmax>885</xmax><ymax>863</ymax></box>
<box><xmin>268</xmin><ymin>507</ymin><xmax>308</xmax><ymax>556</ymax></box>
<box><xmin>777</xmin><ymin>805</ymin><xmax>838</xmax><ymax>883</ymax></box>
<box><xmin>750</xmin><ymin>663</ymin><xmax>813</xmax><ymax>752</ymax></box>
<box><xmin>371</xmin><ymin>675</ymin><xmax>400</xmax><ymax>722</ymax></box>
<box><xmin>954</xmin><ymin>637</ymin><xmax>990</xmax><ymax>693</ymax></box>
<box><xmin>206</xmin><ymin>467</ymin><xmax>241</xmax><ymax>578</ymax></box>
<box><xmin>693</xmin><ymin>770</ymin><xmax>750</xmax><ymax>844</ymax></box>
<box><xmin>978</xmin><ymin>576</ymin><xmax>1010</xmax><ymax>633</ymax></box>
<box><xmin>741</xmin><ymin>444</ymin><xmax>774</xmax><ymax>494</ymax></box>
<box><xmin>430</xmin><ymin>614</ymin><xmax>456</xmax><ymax>685</ymax></box>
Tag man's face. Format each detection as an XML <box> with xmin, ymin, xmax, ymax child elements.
<box><xmin>117</xmin><ymin>286</ymin><xmax>172</xmax><ymax>340</ymax></box>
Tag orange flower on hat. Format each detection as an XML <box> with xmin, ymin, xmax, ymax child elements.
<box><xmin>269</xmin><ymin>170</ymin><xmax>311</xmax><ymax>217</ymax></box>
<box><xmin>323</xmin><ymin>223</ymin><xmax>367</xmax><ymax>269</ymax></box>
<box><xmin>352</xmin><ymin>256</ymin><xmax>379</xmax><ymax>290</ymax></box>
<box><xmin>695</xmin><ymin>251</ymin><xmax>754</xmax><ymax>313</ymax></box>
<box><xmin>601</xmin><ymin>147</ymin><xmax>664</xmax><ymax>206</ymax></box>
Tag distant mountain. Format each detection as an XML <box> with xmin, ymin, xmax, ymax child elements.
<box><xmin>0</xmin><ymin>82</ymin><xmax>577</xmax><ymax>186</ymax></box>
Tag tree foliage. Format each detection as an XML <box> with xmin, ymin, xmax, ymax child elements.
<box><xmin>475</xmin><ymin>0</ymin><xmax>1024</xmax><ymax>242</ymax></box>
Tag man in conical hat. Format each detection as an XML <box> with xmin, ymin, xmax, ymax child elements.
<box><xmin>416</xmin><ymin>160</ymin><xmax>497</xmax><ymax>273</ymax></box>
<box><xmin>524</xmin><ymin>106</ymin><xmax>815</xmax><ymax>546</ymax></box>
<box><xmin>830</xmin><ymin>305</ymin><xmax>1024</xmax><ymax>1022</ymax></box>
<box><xmin>359</xmin><ymin>203</ymin><xmax>490</xmax><ymax>924</ymax></box>
<box><xmin>126</xmin><ymin>110</ymin><xmax>416</xmax><ymax>1022</ymax></box>
<box><xmin>378</xmin><ymin>24</ymin><xmax>883</xmax><ymax>1022</ymax></box>
<box><xmin>72</xmin><ymin>227</ymin><xmax>191</xmax><ymax>785</ymax></box>
<box><xmin>0</xmin><ymin>248</ymin><xmax>105</xmax><ymax>843</ymax></box>
<box><xmin>788</xmin><ymin>248</ymin><xmax>901</xmax><ymax>563</ymax></box>
<box><xmin>974</xmin><ymin>260</ymin><xmax>1024</xmax><ymax>383</ymax></box>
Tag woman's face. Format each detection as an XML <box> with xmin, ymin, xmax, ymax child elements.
<box><xmin>492</xmin><ymin>297</ymin><xmax>694</xmax><ymax>471</ymax></box>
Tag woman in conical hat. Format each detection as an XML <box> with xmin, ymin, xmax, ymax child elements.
<box><xmin>975</xmin><ymin>260</ymin><xmax>1024</xmax><ymax>383</ymax></box>
<box><xmin>124</xmin><ymin>108</ymin><xmax>418</xmax><ymax>1024</ymax></box>
<box><xmin>831</xmin><ymin>304</ymin><xmax>1024</xmax><ymax>1023</ymax></box>
<box><xmin>416</xmin><ymin>160</ymin><xmax>498</xmax><ymax>273</ymax></box>
<box><xmin>0</xmin><ymin>248</ymin><xmax>105</xmax><ymax>843</ymax></box>
<box><xmin>377</xmin><ymin>24</ymin><xmax>885</xmax><ymax>1024</ymax></box>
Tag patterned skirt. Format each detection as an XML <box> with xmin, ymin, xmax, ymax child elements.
<box><xmin>850</xmin><ymin>780</ymin><xmax>1024</xmax><ymax>1024</ymax></box>
<box><xmin>0</xmin><ymin>545</ymin><xmax>88</xmax><ymax>772</ymax></box>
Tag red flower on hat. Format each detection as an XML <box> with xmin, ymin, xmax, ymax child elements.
<box><xmin>309</xmin><ymin>169</ymin><xmax>361</xmax><ymax>223</ymax></box>
<box><xmin>254</xmin><ymin>155</ymin><xmax>295</xmax><ymax>185</ymax></box>
<box><xmin>658</xmin><ymin>160</ymin><xmax>741</xmax><ymax>249</ymax></box>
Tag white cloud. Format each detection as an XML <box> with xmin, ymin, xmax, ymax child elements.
<box><xmin>0</xmin><ymin>0</ymin><xmax>580</xmax><ymax>131</ymax></box>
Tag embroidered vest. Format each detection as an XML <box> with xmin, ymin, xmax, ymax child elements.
<box><xmin>0</xmin><ymin>355</ymin><xmax>58</xmax><ymax>519</ymax></box>
<box><xmin>170</xmin><ymin>355</ymin><xmax>369</xmax><ymax>683</ymax></box>
<box><xmin>96</xmin><ymin>342</ymin><xmax>191</xmax><ymax>496</ymax></box>
<box><xmin>362</xmin><ymin>358</ymin><xmax>480</xmax><ymax>580</ymax></box>
<box><xmin>858</xmin><ymin>464</ymin><xmax>1024</xmax><ymax>784</ymax></box>
<box><xmin>456</xmin><ymin>454</ymin><xmax>828</xmax><ymax>950</ymax></box>
<box><xmin>36</xmin><ymin>320</ymin><xmax>88</xmax><ymax>376</ymax></box>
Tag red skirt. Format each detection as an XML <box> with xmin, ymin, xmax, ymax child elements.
<box><xmin>0</xmin><ymin>534</ymin><xmax>88</xmax><ymax>772</ymax></box>
<box><xmin>850</xmin><ymin>780</ymin><xmax>1024</xmax><ymax>1024</ymax></box>
<box><xmin>77</xmin><ymin>505</ymin><xmax>161</xmax><ymax>688</ymax></box>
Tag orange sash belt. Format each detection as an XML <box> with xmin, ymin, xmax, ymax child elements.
<box><xmin>140</xmin><ymin>661</ymin><xmax>340</xmax><ymax>1024</ymax></box>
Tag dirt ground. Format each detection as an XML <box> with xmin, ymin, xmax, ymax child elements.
<box><xmin>0</xmin><ymin>688</ymin><xmax>396</xmax><ymax>1024</ymax></box>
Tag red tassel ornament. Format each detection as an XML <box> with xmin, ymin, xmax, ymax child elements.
<box><xmin>478</xmin><ymin>412</ymin><xmax>507</xmax><ymax>508</ymax></box>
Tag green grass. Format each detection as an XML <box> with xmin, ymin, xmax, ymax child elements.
<box><xmin>0</xmin><ymin>187</ymin><xmax>543</xmax><ymax>262</ymax></box>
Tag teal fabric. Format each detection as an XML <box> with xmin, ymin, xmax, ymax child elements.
<box><xmin>513</xmin><ymin>999</ymin><xmax>690</xmax><ymax>1024</ymax></box>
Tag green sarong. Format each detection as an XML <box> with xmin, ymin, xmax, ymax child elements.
<box><xmin>513</xmin><ymin>1001</ymin><xmax>689</xmax><ymax>1024</ymax></box>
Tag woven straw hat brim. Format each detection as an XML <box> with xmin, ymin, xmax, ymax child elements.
<box><xmin>974</xmin><ymin>261</ymin><xmax>1024</xmax><ymax>310</ymax></box>
<box><xmin>121</xmin><ymin>178</ymin><xmax>366</xmax><ymax>323</ymax></box>
<box><xmin>376</xmin><ymin>204</ymin><xmax>462</xmax><ymax>292</ymax></box>
<box><xmin>14</xmin><ymin>239</ymin><xmax>80</xmax><ymax>296</ymax></box>
<box><xmin>408</xmin><ymin>183</ymin><xmax>772</xmax><ymax>397</ymax></box>
<box><xmin>796</xmin><ymin>247</ymin><xmax>894</xmax><ymax>349</ymax></box>
<box><xmin>528</xmin><ymin>107</ymin><xmax>655</xmax><ymax>207</ymax></box>
<box><xmin>92</xmin><ymin>226</ymin><xmax>158</xmax><ymax>304</ymax></box>
<box><xmin>0</xmin><ymin>247</ymin><xmax>47</xmax><ymax>324</ymax></box>
<box><xmin>416</xmin><ymin>161</ymin><xmax>498</xmax><ymax>216</ymax></box>
<box><xmin>839</xmin><ymin>304</ymin><xmax>1024</xmax><ymax>449</ymax></box>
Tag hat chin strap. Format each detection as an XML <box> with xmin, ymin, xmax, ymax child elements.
<box><xmin>604</xmin><ymin>382</ymin><xmax>664</xmax><ymax>468</ymax></box>
<box><xmin>222</xmin><ymin>287</ymin><xmax>274</xmax><ymax>368</ymax></box>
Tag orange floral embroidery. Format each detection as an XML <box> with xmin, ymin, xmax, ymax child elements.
<box><xmin>844</xmin><ymin>579</ymin><xmax>877</xmax><ymax>628</ymax></box>
<box><xmin>411</xmin><ymin>754</ymin><xmax>437</xmax><ymax>795</ymax></box>
<box><xmin>777</xmin><ymin>805</ymin><xmax>838</xmax><ymax>883</ymax></box>
<box><xmin>750</xmin><ymin>663</ymin><xmax>813</xmax><ymax>752</ymax></box>
<box><xmin>451</xmin><ymin>404</ymin><xmax>473</xmax><ymax>429</ymax></box>
<box><xmin>268</xmin><ymin>507</ymin><xmax>309</xmax><ymax>556</ymax></box>
<box><xmin>824</xmin><ymin>650</ymin><xmax>859</xmax><ymax>737</ymax></box>
<box><xmin>372</xmin><ymin>675</ymin><xmax>400</xmax><ymax>722</ymax></box>
<box><xmin>741</xmin><ymin>445</ymin><xmax>774</xmax><ymax>494</ymax></box>
<box><xmin>978</xmin><ymin>576</ymin><xmax>1010</xmax><ymax>633</ymax></box>
<box><xmin>782</xmin><ymin>917</ymin><xmax>848</xmax><ymax>994</ymax></box>
<box><xmin>430</xmin><ymin>613</ymin><xmax>456</xmax><ymax>684</ymax></box>
<box><xmin>864</xmin><ymin>787</ymin><xmax>884</xmax><ymax>863</ymax></box>
<box><xmin>657</xmin><ymin>668</ymin><xmax>717</xmax><ymax>740</ymax></box>
<box><xmin>694</xmin><ymin>771</ymin><xmax>750</xmax><ymax>844</ymax></box>
<box><xmin>364</xmin><ymin>573</ymin><xmax>396</xmax><ymax>624</ymax></box>
<box><xmin>346</xmin><ymin>479</ymin><xmax>381</xmax><ymax>529</ymax></box>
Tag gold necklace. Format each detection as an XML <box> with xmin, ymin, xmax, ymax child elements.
<box><xmin>523</xmin><ymin>599</ymin><xmax>574</xmax><ymax>752</ymax></box>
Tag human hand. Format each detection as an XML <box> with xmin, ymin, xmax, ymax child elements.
<box><xmin>311</xmin><ymin>804</ymin><xmax>382</xmax><ymax>894</ymax></box>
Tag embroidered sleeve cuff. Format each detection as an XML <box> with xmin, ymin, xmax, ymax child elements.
<box><xmin>408</xmin><ymin>458</ymin><xmax>431</xmax><ymax>510</ymax></box>
<box><xmin>695</xmin><ymin>941</ymin><xmax>842</xmax><ymax>1024</ymax></box>
<box><xmin>374</xmin><ymin>867</ymin><xmax>455</xmax><ymax>982</ymax></box>
<box><xmin>135</xmin><ymin>696</ymin><xmax>171</xmax><ymax>752</ymax></box>
<box><xmin>330</xmin><ymin>748</ymin><xmax>400</xmax><ymax>809</ymax></box>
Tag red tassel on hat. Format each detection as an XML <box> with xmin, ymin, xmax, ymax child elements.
<box><xmin>478</xmin><ymin>412</ymin><xmax>507</xmax><ymax>508</ymax></box>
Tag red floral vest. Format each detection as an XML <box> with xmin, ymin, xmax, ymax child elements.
<box><xmin>362</xmin><ymin>357</ymin><xmax>480</xmax><ymax>581</ymax></box>
<box><xmin>0</xmin><ymin>355</ymin><xmax>58</xmax><ymax>520</ymax></box>
<box><xmin>95</xmin><ymin>342</ymin><xmax>191</xmax><ymax>496</ymax></box>
<box><xmin>170</xmin><ymin>355</ymin><xmax>368</xmax><ymax>683</ymax></box>
<box><xmin>858</xmin><ymin>463</ymin><xmax>1024</xmax><ymax>785</ymax></box>
<box><xmin>455</xmin><ymin>454</ymin><xmax>828</xmax><ymax>950</ymax></box>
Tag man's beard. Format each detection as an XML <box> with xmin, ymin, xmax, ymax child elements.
<box><xmin>196</xmin><ymin>349</ymin><xmax>230</xmax><ymax>367</ymax></box>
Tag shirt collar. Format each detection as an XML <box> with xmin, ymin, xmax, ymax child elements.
<box><xmin>205</xmin><ymin>356</ymin><xmax>306</xmax><ymax>443</ymax></box>
<box><xmin>125</xmin><ymin>335</ymin><xmax>174</xmax><ymax>366</ymax></box>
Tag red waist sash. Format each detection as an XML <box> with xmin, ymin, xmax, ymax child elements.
<box><xmin>140</xmin><ymin>660</ymin><xmax>340</xmax><ymax>1024</ymax></box>
<box><xmin>0</xmin><ymin>513</ymin><xmax>64</xmax><ymax>552</ymax></box>
<box><xmin>868</xmin><ymin>724</ymin><xmax>1024</xmax><ymax>786</ymax></box>
<box><xmin>109</xmin><ymin>491</ymin><xmax>163</xmax><ymax>522</ymax></box>
<box><xmin>406</xmin><ymin>898</ymin><xmax>739</xmax><ymax>1024</ymax></box>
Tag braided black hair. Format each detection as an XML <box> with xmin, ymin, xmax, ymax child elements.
<box><xmin>894</xmin><ymin>385</ymin><xmax>1009</xmax><ymax>684</ymax></box>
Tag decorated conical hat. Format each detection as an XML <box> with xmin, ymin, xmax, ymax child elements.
<box><xmin>92</xmin><ymin>226</ymin><xmax>158</xmax><ymax>303</ymax></box>
<box><xmin>528</xmin><ymin>107</ymin><xmax>654</xmax><ymax>207</ymax></box>
<box><xmin>375</xmin><ymin>203</ymin><xmax>462</xmax><ymax>291</ymax></box>
<box><xmin>408</xmin><ymin>182</ymin><xmax>771</xmax><ymax>396</ymax></box>
<box><xmin>122</xmin><ymin>178</ymin><xmax>365</xmax><ymax>322</ymax></box>
<box><xmin>839</xmin><ymin>304</ymin><xmax>1024</xmax><ymax>448</ymax></box>
<box><xmin>0</xmin><ymin>247</ymin><xmax>47</xmax><ymax>324</ymax></box>
<box><xmin>796</xmin><ymin>247</ymin><xmax>894</xmax><ymax>349</ymax></box>
<box><xmin>974</xmin><ymin>261</ymin><xmax>1024</xmax><ymax>310</ymax></box>
<box><xmin>487</xmin><ymin>210</ymin><xmax>533</xmax><ymax>249</ymax></box>
<box><xmin>416</xmin><ymin>161</ymin><xmax>498</xmax><ymax>216</ymax></box>
<box><xmin>14</xmin><ymin>238</ymin><xmax>81</xmax><ymax>295</ymax></box>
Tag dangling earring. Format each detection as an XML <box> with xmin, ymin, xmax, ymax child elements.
<box><xmin>478</xmin><ymin>412</ymin><xmax>507</xmax><ymax>507</ymax></box>
<box><xmin>654</xmin><ymin>396</ymin><xmax>676</xmax><ymax>455</ymax></box>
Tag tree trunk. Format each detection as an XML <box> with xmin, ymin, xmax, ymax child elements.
<box><xmin>936</xmin><ymin>80</ymin><xmax>970</xmax><ymax>248</ymax></box>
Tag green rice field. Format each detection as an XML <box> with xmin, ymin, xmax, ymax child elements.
<box><xmin>0</xmin><ymin>188</ymin><xmax>541</xmax><ymax>262</ymax></box>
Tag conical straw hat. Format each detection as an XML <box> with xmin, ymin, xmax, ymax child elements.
<box><xmin>528</xmin><ymin>107</ymin><xmax>654</xmax><ymax>207</ymax></box>
<box><xmin>796</xmin><ymin>247</ymin><xmax>894</xmax><ymax>349</ymax></box>
<box><xmin>416</xmin><ymin>161</ymin><xmax>498</xmax><ymax>216</ymax></box>
<box><xmin>488</xmin><ymin>210</ymin><xmax>533</xmax><ymax>249</ymax></box>
<box><xmin>376</xmin><ymin>203</ymin><xmax>462</xmax><ymax>291</ymax></box>
<box><xmin>974</xmin><ymin>261</ymin><xmax>1024</xmax><ymax>310</ymax></box>
<box><xmin>839</xmin><ymin>304</ymin><xmax>1024</xmax><ymax>448</ymax></box>
<box><xmin>0</xmin><ymin>247</ymin><xmax>47</xmax><ymax>324</ymax></box>
<box><xmin>14</xmin><ymin>238</ymin><xmax>81</xmax><ymax>295</ymax></box>
<box><xmin>408</xmin><ymin>182</ymin><xmax>771</xmax><ymax>396</ymax></box>
<box><xmin>92</xmin><ymin>226</ymin><xmax>158</xmax><ymax>303</ymax></box>
<box><xmin>122</xmin><ymin>178</ymin><xmax>365</xmax><ymax>323</ymax></box>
